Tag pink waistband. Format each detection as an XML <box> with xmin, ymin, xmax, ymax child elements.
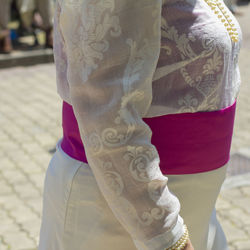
<box><xmin>61</xmin><ymin>101</ymin><xmax>236</xmax><ymax>175</ymax></box>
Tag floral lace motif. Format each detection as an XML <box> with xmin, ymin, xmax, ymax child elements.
<box><xmin>152</xmin><ymin>1</ymin><xmax>240</xmax><ymax>114</ymax></box>
<box><xmin>61</xmin><ymin>0</ymin><xmax>121</xmax><ymax>81</ymax></box>
<box><xmin>55</xmin><ymin>0</ymin><xmax>241</xmax><ymax>248</ymax></box>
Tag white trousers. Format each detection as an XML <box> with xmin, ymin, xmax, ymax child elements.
<box><xmin>17</xmin><ymin>0</ymin><xmax>53</xmax><ymax>29</ymax></box>
<box><xmin>0</xmin><ymin>0</ymin><xmax>53</xmax><ymax>30</ymax></box>
<box><xmin>0</xmin><ymin>0</ymin><xmax>11</xmax><ymax>29</ymax></box>
<box><xmin>38</xmin><ymin>140</ymin><xmax>228</xmax><ymax>250</ymax></box>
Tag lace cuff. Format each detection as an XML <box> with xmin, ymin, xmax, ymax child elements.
<box><xmin>132</xmin><ymin>216</ymin><xmax>185</xmax><ymax>250</ymax></box>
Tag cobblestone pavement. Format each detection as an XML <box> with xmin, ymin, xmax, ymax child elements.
<box><xmin>1</xmin><ymin>5</ymin><xmax>250</xmax><ymax>250</ymax></box>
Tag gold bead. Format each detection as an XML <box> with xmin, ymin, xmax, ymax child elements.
<box><xmin>231</xmin><ymin>23</ymin><xmax>235</xmax><ymax>26</ymax></box>
<box><xmin>204</xmin><ymin>0</ymin><xmax>238</xmax><ymax>44</ymax></box>
<box><xmin>166</xmin><ymin>225</ymin><xmax>189</xmax><ymax>250</ymax></box>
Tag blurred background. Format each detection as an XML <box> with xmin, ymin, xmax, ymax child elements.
<box><xmin>0</xmin><ymin>0</ymin><xmax>250</xmax><ymax>249</ymax></box>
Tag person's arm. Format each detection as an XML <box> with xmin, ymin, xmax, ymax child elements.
<box><xmin>57</xmin><ymin>0</ymin><xmax>187</xmax><ymax>249</ymax></box>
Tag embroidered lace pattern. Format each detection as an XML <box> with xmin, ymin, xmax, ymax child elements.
<box><xmin>54</xmin><ymin>0</ymin><xmax>242</xmax><ymax>249</ymax></box>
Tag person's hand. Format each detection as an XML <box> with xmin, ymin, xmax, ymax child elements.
<box><xmin>183</xmin><ymin>239</ymin><xmax>194</xmax><ymax>250</ymax></box>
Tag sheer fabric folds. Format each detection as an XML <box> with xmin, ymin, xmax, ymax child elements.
<box><xmin>54</xmin><ymin>0</ymin><xmax>184</xmax><ymax>249</ymax></box>
<box><xmin>53</xmin><ymin>0</ymin><xmax>242</xmax><ymax>249</ymax></box>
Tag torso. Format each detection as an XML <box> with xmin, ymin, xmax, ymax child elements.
<box><xmin>147</xmin><ymin>0</ymin><xmax>242</xmax><ymax>116</ymax></box>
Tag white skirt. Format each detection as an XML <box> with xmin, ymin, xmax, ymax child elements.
<box><xmin>38</xmin><ymin>140</ymin><xmax>228</xmax><ymax>250</ymax></box>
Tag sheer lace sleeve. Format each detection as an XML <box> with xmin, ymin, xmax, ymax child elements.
<box><xmin>57</xmin><ymin>0</ymin><xmax>184</xmax><ymax>249</ymax></box>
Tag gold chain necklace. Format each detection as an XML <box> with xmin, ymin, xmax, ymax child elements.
<box><xmin>204</xmin><ymin>0</ymin><xmax>239</xmax><ymax>43</ymax></box>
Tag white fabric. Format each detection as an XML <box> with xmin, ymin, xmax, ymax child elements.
<box><xmin>167</xmin><ymin>167</ymin><xmax>228</xmax><ymax>250</ymax></box>
<box><xmin>17</xmin><ymin>0</ymin><xmax>36</xmax><ymax>13</ymax></box>
<box><xmin>38</xmin><ymin>141</ymin><xmax>228</xmax><ymax>250</ymax></box>
<box><xmin>52</xmin><ymin>0</ymin><xmax>241</xmax><ymax>248</ymax></box>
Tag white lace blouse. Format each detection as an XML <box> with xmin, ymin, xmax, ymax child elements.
<box><xmin>53</xmin><ymin>0</ymin><xmax>242</xmax><ymax>249</ymax></box>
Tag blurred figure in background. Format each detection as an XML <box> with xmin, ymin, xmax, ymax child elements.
<box><xmin>0</xmin><ymin>0</ymin><xmax>53</xmax><ymax>53</ymax></box>
<box><xmin>0</xmin><ymin>0</ymin><xmax>13</xmax><ymax>53</ymax></box>
<box><xmin>17</xmin><ymin>0</ymin><xmax>54</xmax><ymax>48</ymax></box>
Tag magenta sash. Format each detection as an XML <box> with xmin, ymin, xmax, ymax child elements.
<box><xmin>61</xmin><ymin>101</ymin><xmax>236</xmax><ymax>175</ymax></box>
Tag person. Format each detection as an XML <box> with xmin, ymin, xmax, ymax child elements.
<box><xmin>0</xmin><ymin>0</ymin><xmax>13</xmax><ymax>53</ymax></box>
<box><xmin>17</xmin><ymin>0</ymin><xmax>53</xmax><ymax>48</ymax></box>
<box><xmin>38</xmin><ymin>0</ymin><xmax>242</xmax><ymax>249</ymax></box>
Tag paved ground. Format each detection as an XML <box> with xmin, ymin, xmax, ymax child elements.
<box><xmin>0</xmin><ymin>3</ymin><xmax>250</xmax><ymax>250</ymax></box>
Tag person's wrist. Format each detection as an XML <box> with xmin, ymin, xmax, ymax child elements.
<box><xmin>165</xmin><ymin>224</ymin><xmax>189</xmax><ymax>250</ymax></box>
